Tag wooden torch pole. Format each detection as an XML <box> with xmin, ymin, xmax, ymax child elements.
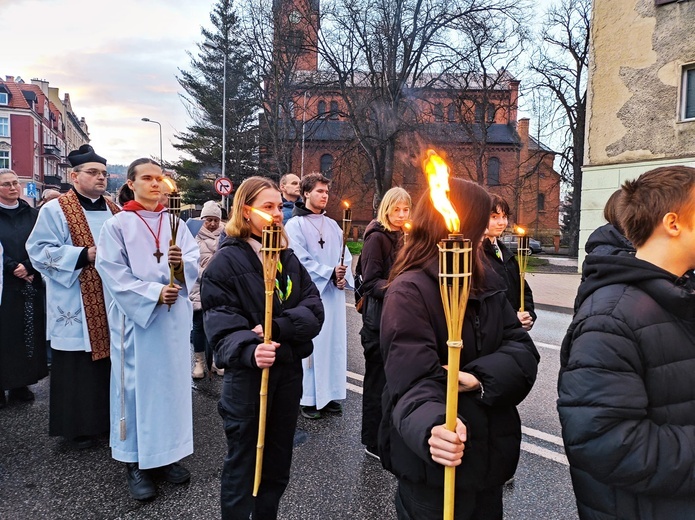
<box><xmin>253</xmin><ymin>222</ymin><xmax>283</xmax><ymax>497</ymax></box>
<box><xmin>438</xmin><ymin>236</ymin><xmax>472</xmax><ymax>520</ymax></box>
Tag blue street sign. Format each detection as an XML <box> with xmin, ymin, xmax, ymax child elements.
<box><xmin>26</xmin><ymin>182</ymin><xmax>38</xmax><ymax>199</ymax></box>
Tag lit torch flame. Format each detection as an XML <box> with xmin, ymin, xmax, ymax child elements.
<box><xmin>161</xmin><ymin>176</ymin><xmax>177</xmax><ymax>192</ymax></box>
<box><xmin>515</xmin><ymin>226</ymin><xmax>526</xmax><ymax>235</ymax></box>
<box><xmin>247</xmin><ymin>206</ymin><xmax>274</xmax><ymax>223</ymax></box>
<box><xmin>343</xmin><ymin>201</ymin><xmax>350</xmax><ymax>210</ymax></box>
<box><xmin>403</xmin><ymin>221</ymin><xmax>412</xmax><ymax>233</ymax></box>
<box><xmin>423</xmin><ymin>149</ymin><xmax>459</xmax><ymax>233</ymax></box>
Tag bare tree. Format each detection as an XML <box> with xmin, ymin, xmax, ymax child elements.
<box><xmin>528</xmin><ymin>0</ymin><xmax>590</xmax><ymax>256</ymax></box>
<box><xmin>315</xmin><ymin>0</ymin><xmax>532</xmax><ymax>200</ymax></box>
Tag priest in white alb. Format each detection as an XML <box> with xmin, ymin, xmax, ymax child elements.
<box><xmin>27</xmin><ymin>145</ymin><xmax>118</xmax><ymax>449</ymax></box>
<box><xmin>95</xmin><ymin>158</ymin><xmax>199</xmax><ymax>502</ymax></box>
<box><xmin>284</xmin><ymin>172</ymin><xmax>353</xmax><ymax>420</ymax></box>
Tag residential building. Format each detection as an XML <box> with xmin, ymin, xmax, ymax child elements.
<box><xmin>0</xmin><ymin>76</ymin><xmax>89</xmax><ymax>205</ymax></box>
<box><xmin>581</xmin><ymin>0</ymin><xmax>695</xmax><ymax>261</ymax></box>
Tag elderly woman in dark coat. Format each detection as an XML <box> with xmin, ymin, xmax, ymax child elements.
<box><xmin>379</xmin><ymin>178</ymin><xmax>540</xmax><ymax>520</ymax></box>
<box><xmin>0</xmin><ymin>169</ymin><xmax>47</xmax><ymax>407</ymax></box>
<box><xmin>201</xmin><ymin>176</ymin><xmax>324</xmax><ymax>520</ymax></box>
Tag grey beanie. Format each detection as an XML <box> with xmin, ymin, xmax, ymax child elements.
<box><xmin>200</xmin><ymin>200</ymin><xmax>222</xmax><ymax>219</ymax></box>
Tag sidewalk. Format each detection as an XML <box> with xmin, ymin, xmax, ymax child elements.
<box><xmin>527</xmin><ymin>256</ymin><xmax>580</xmax><ymax>314</ymax></box>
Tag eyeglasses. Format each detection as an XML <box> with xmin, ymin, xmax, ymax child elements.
<box><xmin>79</xmin><ymin>168</ymin><xmax>109</xmax><ymax>178</ymax></box>
<box><xmin>0</xmin><ymin>180</ymin><xmax>20</xmax><ymax>189</ymax></box>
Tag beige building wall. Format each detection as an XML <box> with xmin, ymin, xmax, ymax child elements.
<box><xmin>581</xmin><ymin>0</ymin><xmax>695</xmax><ymax>264</ymax></box>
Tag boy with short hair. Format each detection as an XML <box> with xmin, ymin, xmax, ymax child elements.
<box><xmin>558</xmin><ymin>166</ymin><xmax>695</xmax><ymax>518</ymax></box>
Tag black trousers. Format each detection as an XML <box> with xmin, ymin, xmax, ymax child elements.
<box><xmin>49</xmin><ymin>349</ymin><xmax>110</xmax><ymax>440</ymax></box>
<box><xmin>219</xmin><ymin>360</ymin><xmax>302</xmax><ymax>520</ymax></box>
<box><xmin>396</xmin><ymin>480</ymin><xmax>503</xmax><ymax>520</ymax></box>
<box><xmin>359</xmin><ymin>326</ymin><xmax>385</xmax><ymax>449</ymax></box>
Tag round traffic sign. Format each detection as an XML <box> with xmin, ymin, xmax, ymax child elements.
<box><xmin>214</xmin><ymin>177</ymin><xmax>233</xmax><ymax>196</ymax></box>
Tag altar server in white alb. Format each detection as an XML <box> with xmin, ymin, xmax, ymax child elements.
<box><xmin>27</xmin><ymin>145</ymin><xmax>117</xmax><ymax>448</ymax></box>
<box><xmin>95</xmin><ymin>158</ymin><xmax>199</xmax><ymax>502</ymax></box>
<box><xmin>284</xmin><ymin>172</ymin><xmax>353</xmax><ymax>420</ymax></box>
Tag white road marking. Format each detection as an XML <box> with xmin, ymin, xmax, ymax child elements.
<box><xmin>520</xmin><ymin>441</ymin><xmax>569</xmax><ymax>466</ymax></box>
<box><xmin>346</xmin><ymin>371</ymin><xmax>568</xmax><ymax>465</ymax></box>
<box><xmin>534</xmin><ymin>341</ymin><xmax>561</xmax><ymax>351</ymax></box>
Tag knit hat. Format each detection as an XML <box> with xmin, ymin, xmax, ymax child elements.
<box><xmin>200</xmin><ymin>200</ymin><xmax>222</xmax><ymax>219</ymax></box>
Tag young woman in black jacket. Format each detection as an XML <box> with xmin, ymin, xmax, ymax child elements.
<box><xmin>200</xmin><ymin>176</ymin><xmax>324</xmax><ymax>520</ymax></box>
<box><xmin>358</xmin><ymin>186</ymin><xmax>411</xmax><ymax>459</ymax></box>
<box><xmin>482</xmin><ymin>194</ymin><xmax>536</xmax><ymax>330</ymax></box>
<box><xmin>380</xmin><ymin>178</ymin><xmax>540</xmax><ymax>520</ymax></box>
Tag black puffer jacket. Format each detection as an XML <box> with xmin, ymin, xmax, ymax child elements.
<box><xmin>379</xmin><ymin>259</ymin><xmax>540</xmax><ymax>491</ymax></box>
<box><xmin>359</xmin><ymin>220</ymin><xmax>402</xmax><ymax>300</ymax></box>
<box><xmin>558</xmin><ymin>253</ymin><xmax>695</xmax><ymax>519</ymax></box>
<box><xmin>200</xmin><ymin>237</ymin><xmax>324</xmax><ymax>369</ymax></box>
<box><xmin>481</xmin><ymin>238</ymin><xmax>536</xmax><ymax>322</ymax></box>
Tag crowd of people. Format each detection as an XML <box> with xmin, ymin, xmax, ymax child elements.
<box><xmin>3</xmin><ymin>144</ymin><xmax>695</xmax><ymax>519</ymax></box>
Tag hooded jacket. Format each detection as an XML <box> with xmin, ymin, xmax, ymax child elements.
<box><xmin>379</xmin><ymin>259</ymin><xmax>539</xmax><ymax>491</ymax></box>
<box><xmin>558</xmin><ymin>252</ymin><xmax>695</xmax><ymax>519</ymax></box>
<box><xmin>583</xmin><ymin>223</ymin><xmax>635</xmax><ymax>257</ymax></box>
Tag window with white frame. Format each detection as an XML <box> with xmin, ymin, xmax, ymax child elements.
<box><xmin>0</xmin><ymin>117</ymin><xmax>8</xmax><ymax>137</ymax></box>
<box><xmin>0</xmin><ymin>93</ymin><xmax>7</xmax><ymax>105</ymax></box>
<box><xmin>681</xmin><ymin>64</ymin><xmax>695</xmax><ymax>121</ymax></box>
<box><xmin>0</xmin><ymin>151</ymin><xmax>9</xmax><ymax>169</ymax></box>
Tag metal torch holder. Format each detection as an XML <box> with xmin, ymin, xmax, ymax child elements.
<box><xmin>437</xmin><ymin>235</ymin><xmax>472</xmax><ymax>520</ymax></box>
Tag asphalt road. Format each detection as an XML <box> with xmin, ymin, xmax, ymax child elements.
<box><xmin>0</xmin><ymin>298</ymin><xmax>578</xmax><ymax>519</ymax></box>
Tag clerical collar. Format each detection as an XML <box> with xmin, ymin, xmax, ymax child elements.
<box><xmin>72</xmin><ymin>187</ymin><xmax>106</xmax><ymax>211</ymax></box>
<box><xmin>0</xmin><ymin>201</ymin><xmax>19</xmax><ymax>209</ymax></box>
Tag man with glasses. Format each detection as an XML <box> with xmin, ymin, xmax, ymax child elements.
<box><xmin>27</xmin><ymin>145</ymin><xmax>120</xmax><ymax>449</ymax></box>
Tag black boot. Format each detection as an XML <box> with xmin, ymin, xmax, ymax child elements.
<box><xmin>8</xmin><ymin>386</ymin><xmax>34</xmax><ymax>402</ymax></box>
<box><xmin>0</xmin><ymin>391</ymin><xmax>6</xmax><ymax>409</ymax></box>
<box><xmin>125</xmin><ymin>463</ymin><xmax>156</xmax><ymax>501</ymax></box>
<box><xmin>156</xmin><ymin>462</ymin><xmax>190</xmax><ymax>484</ymax></box>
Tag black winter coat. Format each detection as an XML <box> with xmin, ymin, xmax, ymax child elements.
<box><xmin>0</xmin><ymin>199</ymin><xmax>47</xmax><ymax>390</ymax></box>
<box><xmin>379</xmin><ymin>259</ymin><xmax>540</xmax><ymax>491</ymax></box>
<box><xmin>358</xmin><ymin>220</ymin><xmax>402</xmax><ymax>332</ymax></box>
<box><xmin>558</xmin><ymin>253</ymin><xmax>695</xmax><ymax>519</ymax></box>
<box><xmin>200</xmin><ymin>237</ymin><xmax>324</xmax><ymax>371</ymax></box>
<box><xmin>482</xmin><ymin>238</ymin><xmax>536</xmax><ymax>322</ymax></box>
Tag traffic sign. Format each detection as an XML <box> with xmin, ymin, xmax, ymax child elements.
<box><xmin>214</xmin><ymin>177</ymin><xmax>233</xmax><ymax>196</ymax></box>
<box><xmin>26</xmin><ymin>182</ymin><xmax>38</xmax><ymax>199</ymax></box>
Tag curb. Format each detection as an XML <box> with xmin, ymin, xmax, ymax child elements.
<box><xmin>535</xmin><ymin>302</ymin><xmax>573</xmax><ymax>315</ymax></box>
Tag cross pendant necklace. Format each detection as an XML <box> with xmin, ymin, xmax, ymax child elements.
<box><xmin>305</xmin><ymin>215</ymin><xmax>326</xmax><ymax>249</ymax></box>
<box><xmin>133</xmin><ymin>211</ymin><xmax>164</xmax><ymax>262</ymax></box>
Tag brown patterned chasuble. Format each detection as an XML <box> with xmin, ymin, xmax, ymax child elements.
<box><xmin>58</xmin><ymin>190</ymin><xmax>120</xmax><ymax>361</ymax></box>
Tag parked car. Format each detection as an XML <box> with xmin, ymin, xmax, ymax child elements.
<box><xmin>500</xmin><ymin>234</ymin><xmax>544</xmax><ymax>255</ymax></box>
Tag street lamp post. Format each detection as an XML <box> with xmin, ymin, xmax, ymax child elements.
<box><xmin>141</xmin><ymin>118</ymin><xmax>163</xmax><ymax>166</ymax></box>
<box><xmin>204</xmin><ymin>41</ymin><xmax>228</xmax><ymax>212</ymax></box>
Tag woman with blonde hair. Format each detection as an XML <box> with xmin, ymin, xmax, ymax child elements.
<box><xmin>356</xmin><ymin>186</ymin><xmax>411</xmax><ymax>459</ymax></box>
<box><xmin>200</xmin><ymin>176</ymin><xmax>324</xmax><ymax>520</ymax></box>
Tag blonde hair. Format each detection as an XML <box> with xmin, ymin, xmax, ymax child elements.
<box><xmin>225</xmin><ymin>176</ymin><xmax>288</xmax><ymax>246</ymax></box>
<box><xmin>377</xmin><ymin>187</ymin><xmax>412</xmax><ymax>232</ymax></box>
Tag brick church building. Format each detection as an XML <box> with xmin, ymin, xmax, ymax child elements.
<box><xmin>262</xmin><ymin>0</ymin><xmax>561</xmax><ymax>241</ymax></box>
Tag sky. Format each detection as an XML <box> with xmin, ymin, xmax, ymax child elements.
<box><xmin>2</xmin><ymin>0</ymin><xmax>214</xmax><ymax>166</ymax></box>
<box><xmin>2</xmin><ymin>0</ymin><xmax>557</xmax><ymax>169</ymax></box>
